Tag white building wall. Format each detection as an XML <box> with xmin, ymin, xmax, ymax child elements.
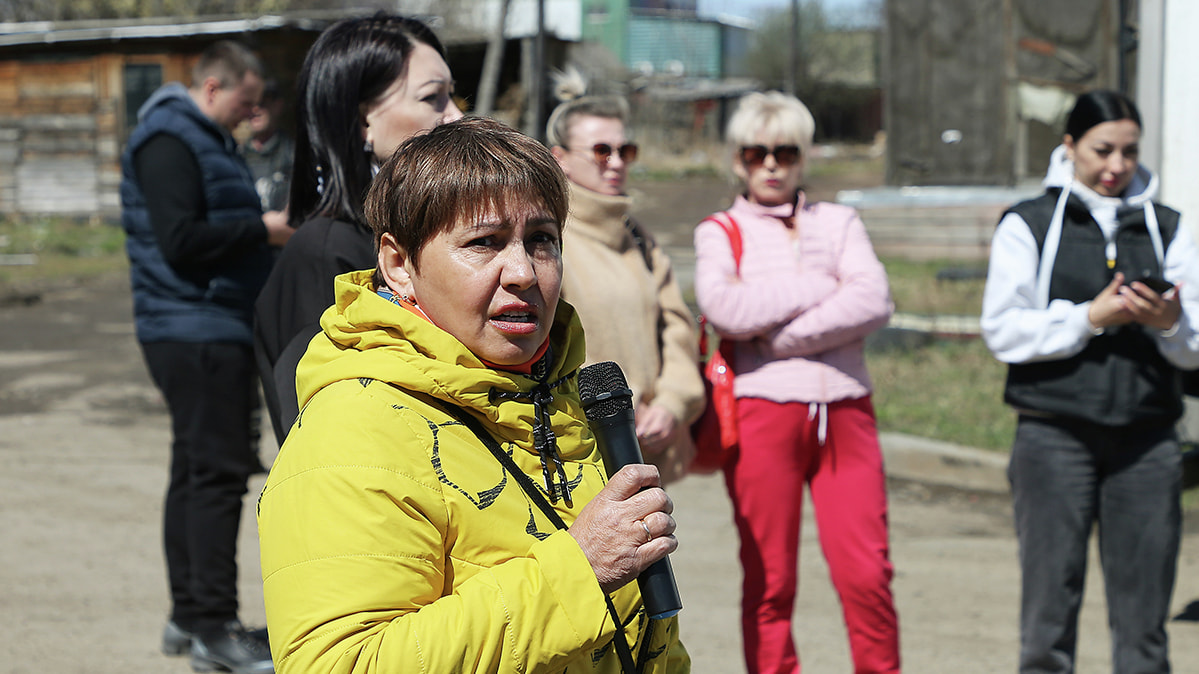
<box><xmin>1139</xmin><ymin>0</ymin><xmax>1199</xmax><ymax>440</ymax></box>
<box><xmin>502</xmin><ymin>0</ymin><xmax>582</xmax><ymax>40</ymax></box>
<box><xmin>1140</xmin><ymin>0</ymin><xmax>1199</xmax><ymax>231</ymax></box>
<box><xmin>400</xmin><ymin>0</ymin><xmax>581</xmax><ymax>41</ymax></box>
<box><xmin>458</xmin><ymin>0</ymin><xmax>582</xmax><ymax>41</ymax></box>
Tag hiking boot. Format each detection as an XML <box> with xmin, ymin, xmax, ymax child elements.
<box><xmin>190</xmin><ymin>620</ymin><xmax>274</xmax><ymax>673</ymax></box>
<box><xmin>162</xmin><ymin>620</ymin><xmax>194</xmax><ymax>656</ymax></box>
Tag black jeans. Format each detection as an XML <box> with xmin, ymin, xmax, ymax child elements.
<box><xmin>1009</xmin><ymin>415</ymin><xmax>1181</xmax><ymax>674</ymax></box>
<box><xmin>142</xmin><ymin>341</ymin><xmax>261</xmax><ymax>632</ymax></box>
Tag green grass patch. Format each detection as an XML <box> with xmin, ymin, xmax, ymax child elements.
<box><xmin>868</xmin><ymin>336</ymin><xmax>1014</xmax><ymax>451</ymax></box>
<box><xmin>884</xmin><ymin>257</ymin><xmax>987</xmax><ymax>316</ymax></box>
<box><xmin>868</xmin><ymin>256</ymin><xmax>1012</xmax><ymax>450</ymax></box>
<box><xmin>0</xmin><ymin>218</ymin><xmax>128</xmax><ymax>287</ymax></box>
<box><xmin>686</xmin><ymin>254</ymin><xmax>1010</xmax><ymax>450</ymax></box>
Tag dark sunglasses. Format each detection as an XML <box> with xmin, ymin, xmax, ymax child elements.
<box><xmin>739</xmin><ymin>144</ymin><xmax>801</xmax><ymax>167</ymax></box>
<box><xmin>577</xmin><ymin>142</ymin><xmax>639</xmax><ymax>166</ymax></box>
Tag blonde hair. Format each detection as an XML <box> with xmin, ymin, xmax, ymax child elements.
<box><xmin>725</xmin><ymin>91</ymin><xmax>816</xmax><ymax>159</ymax></box>
<box><xmin>544</xmin><ymin>66</ymin><xmax>630</xmax><ymax>149</ymax></box>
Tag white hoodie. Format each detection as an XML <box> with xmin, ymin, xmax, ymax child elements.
<box><xmin>980</xmin><ymin>145</ymin><xmax>1199</xmax><ymax>369</ymax></box>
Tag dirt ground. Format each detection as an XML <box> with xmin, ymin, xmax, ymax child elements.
<box><xmin>4</xmin><ymin>174</ymin><xmax>1199</xmax><ymax>673</ymax></box>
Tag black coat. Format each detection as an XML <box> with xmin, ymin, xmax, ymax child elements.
<box><xmin>254</xmin><ymin>215</ymin><xmax>375</xmax><ymax>443</ymax></box>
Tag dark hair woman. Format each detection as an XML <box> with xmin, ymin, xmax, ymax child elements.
<box><xmin>253</xmin><ymin>13</ymin><xmax>462</xmax><ymax>444</ymax></box>
<box><xmin>981</xmin><ymin>89</ymin><xmax>1199</xmax><ymax>672</ymax></box>
<box><xmin>258</xmin><ymin>116</ymin><xmax>689</xmax><ymax>673</ymax></box>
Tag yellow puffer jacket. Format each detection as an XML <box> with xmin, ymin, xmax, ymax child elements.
<box><xmin>258</xmin><ymin>270</ymin><xmax>689</xmax><ymax>673</ymax></box>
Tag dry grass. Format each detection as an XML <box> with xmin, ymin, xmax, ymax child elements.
<box><xmin>0</xmin><ymin>218</ymin><xmax>127</xmax><ymax>291</ymax></box>
<box><xmin>868</xmin><ymin>256</ymin><xmax>1013</xmax><ymax>451</ymax></box>
<box><xmin>869</xmin><ymin>336</ymin><xmax>1014</xmax><ymax>451</ymax></box>
<box><xmin>884</xmin><ymin>257</ymin><xmax>987</xmax><ymax>316</ymax></box>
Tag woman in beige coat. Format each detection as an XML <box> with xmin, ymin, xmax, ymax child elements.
<box><xmin>547</xmin><ymin>72</ymin><xmax>704</xmax><ymax>484</ymax></box>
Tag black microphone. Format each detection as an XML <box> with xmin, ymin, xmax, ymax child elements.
<box><xmin>578</xmin><ymin>361</ymin><xmax>683</xmax><ymax>620</ymax></box>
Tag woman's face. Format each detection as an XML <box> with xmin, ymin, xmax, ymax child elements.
<box><xmin>362</xmin><ymin>41</ymin><xmax>463</xmax><ymax>163</ymax></box>
<box><xmin>1066</xmin><ymin>119</ymin><xmax>1141</xmax><ymax>197</ymax></box>
<box><xmin>400</xmin><ymin>202</ymin><xmax>563</xmax><ymax>366</ymax></box>
<box><xmin>733</xmin><ymin>133</ymin><xmax>804</xmax><ymax>207</ymax></box>
<box><xmin>553</xmin><ymin>115</ymin><xmax>630</xmax><ymax>196</ymax></box>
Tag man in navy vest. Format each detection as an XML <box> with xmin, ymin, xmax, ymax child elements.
<box><xmin>120</xmin><ymin>40</ymin><xmax>292</xmax><ymax>674</ymax></box>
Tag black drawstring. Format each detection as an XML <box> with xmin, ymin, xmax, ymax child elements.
<box><xmin>489</xmin><ymin>369</ymin><xmax>574</xmax><ymax>506</ymax></box>
<box><xmin>434</xmin><ymin>398</ymin><xmax>646</xmax><ymax>674</ymax></box>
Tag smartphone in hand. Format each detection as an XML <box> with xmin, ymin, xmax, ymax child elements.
<box><xmin>1129</xmin><ymin>272</ymin><xmax>1174</xmax><ymax>294</ymax></box>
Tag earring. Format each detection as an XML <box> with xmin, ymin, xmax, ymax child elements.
<box><xmin>364</xmin><ymin>140</ymin><xmax>373</xmax><ymax>154</ymax></box>
<box><xmin>402</xmin><ymin>294</ymin><xmax>416</xmax><ymax>306</ymax></box>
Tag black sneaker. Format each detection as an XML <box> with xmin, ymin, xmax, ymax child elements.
<box><xmin>190</xmin><ymin>620</ymin><xmax>274</xmax><ymax>674</ymax></box>
<box><xmin>1183</xmin><ymin>446</ymin><xmax>1199</xmax><ymax>491</ymax></box>
<box><xmin>162</xmin><ymin>620</ymin><xmax>194</xmax><ymax>656</ymax></box>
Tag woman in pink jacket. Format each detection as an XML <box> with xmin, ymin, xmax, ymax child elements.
<box><xmin>693</xmin><ymin>91</ymin><xmax>900</xmax><ymax>674</ymax></box>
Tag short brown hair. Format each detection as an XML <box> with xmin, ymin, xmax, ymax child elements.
<box><xmin>365</xmin><ymin>116</ymin><xmax>569</xmax><ymax>275</ymax></box>
<box><xmin>192</xmin><ymin>40</ymin><xmax>263</xmax><ymax>89</ymax></box>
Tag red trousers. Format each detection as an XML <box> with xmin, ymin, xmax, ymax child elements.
<box><xmin>723</xmin><ymin>396</ymin><xmax>900</xmax><ymax>674</ymax></box>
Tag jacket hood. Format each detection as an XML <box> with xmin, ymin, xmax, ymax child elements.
<box><xmin>296</xmin><ymin>270</ymin><xmax>591</xmax><ymax>456</ymax></box>
<box><xmin>137</xmin><ymin>82</ymin><xmax>236</xmax><ymax>151</ymax></box>
<box><xmin>1030</xmin><ymin>144</ymin><xmax>1167</xmax><ymax>309</ymax></box>
<box><xmin>137</xmin><ymin>82</ymin><xmax>192</xmax><ymax>123</ymax></box>
<box><xmin>1043</xmin><ymin>143</ymin><xmax>1158</xmax><ymax>206</ymax></box>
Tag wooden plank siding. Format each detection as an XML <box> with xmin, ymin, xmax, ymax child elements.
<box><xmin>0</xmin><ymin>53</ymin><xmax>195</xmax><ymax>218</ymax></box>
<box><xmin>94</xmin><ymin>54</ymin><xmax>122</xmax><ymax>214</ymax></box>
<box><xmin>0</xmin><ymin>61</ymin><xmax>17</xmax><ymax>214</ymax></box>
<box><xmin>0</xmin><ymin>56</ymin><xmax>103</xmax><ymax>216</ymax></box>
<box><xmin>24</xmin><ymin>58</ymin><xmax>98</xmax><ymax>216</ymax></box>
<box><xmin>0</xmin><ymin>17</ymin><xmax>333</xmax><ymax>220</ymax></box>
<box><xmin>0</xmin><ymin>62</ymin><xmax>18</xmax><ymax>103</ymax></box>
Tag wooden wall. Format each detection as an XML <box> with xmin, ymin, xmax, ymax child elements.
<box><xmin>0</xmin><ymin>51</ymin><xmax>192</xmax><ymax>220</ymax></box>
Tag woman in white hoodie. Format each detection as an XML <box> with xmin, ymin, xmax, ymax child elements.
<box><xmin>981</xmin><ymin>90</ymin><xmax>1199</xmax><ymax>673</ymax></box>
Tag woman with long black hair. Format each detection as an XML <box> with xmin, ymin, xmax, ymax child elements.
<box><xmin>253</xmin><ymin>13</ymin><xmax>462</xmax><ymax>443</ymax></box>
<box><xmin>982</xmin><ymin>89</ymin><xmax>1199</xmax><ymax>673</ymax></box>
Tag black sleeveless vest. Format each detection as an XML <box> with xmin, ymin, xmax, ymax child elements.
<box><xmin>1003</xmin><ymin>188</ymin><xmax>1184</xmax><ymax>427</ymax></box>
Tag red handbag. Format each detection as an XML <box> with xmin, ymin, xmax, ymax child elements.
<box><xmin>689</xmin><ymin>212</ymin><xmax>743</xmax><ymax>474</ymax></box>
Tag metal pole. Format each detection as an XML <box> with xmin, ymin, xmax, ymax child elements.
<box><xmin>786</xmin><ymin>0</ymin><xmax>799</xmax><ymax>94</ymax></box>
<box><xmin>1136</xmin><ymin>0</ymin><xmax>1164</xmax><ymax>175</ymax></box>
<box><xmin>524</xmin><ymin>0</ymin><xmax>547</xmax><ymax>141</ymax></box>
<box><xmin>476</xmin><ymin>0</ymin><xmax>511</xmax><ymax>116</ymax></box>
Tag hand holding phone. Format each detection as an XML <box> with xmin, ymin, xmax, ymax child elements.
<box><xmin>1115</xmin><ymin>270</ymin><xmax>1183</xmax><ymax>331</ymax></box>
<box><xmin>1128</xmin><ymin>269</ymin><xmax>1174</xmax><ymax>295</ymax></box>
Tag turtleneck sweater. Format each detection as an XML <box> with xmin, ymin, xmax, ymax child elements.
<box><xmin>694</xmin><ymin>193</ymin><xmax>893</xmax><ymax>403</ymax></box>
<box><xmin>559</xmin><ymin>182</ymin><xmax>704</xmax><ymax>427</ymax></box>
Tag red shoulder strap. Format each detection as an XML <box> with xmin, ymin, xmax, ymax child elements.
<box><xmin>697</xmin><ymin>211</ymin><xmax>742</xmax><ymax>357</ymax></box>
<box><xmin>701</xmin><ymin>211</ymin><xmax>743</xmax><ymax>274</ymax></box>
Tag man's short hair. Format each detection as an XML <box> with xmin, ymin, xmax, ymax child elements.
<box><xmin>192</xmin><ymin>40</ymin><xmax>263</xmax><ymax>89</ymax></box>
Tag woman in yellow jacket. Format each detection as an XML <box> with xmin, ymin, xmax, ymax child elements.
<box><xmin>257</xmin><ymin>116</ymin><xmax>689</xmax><ymax>673</ymax></box>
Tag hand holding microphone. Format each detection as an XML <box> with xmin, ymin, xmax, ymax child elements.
<box><xmin>567</xmin><ymin>464</ymin><xmax>677</xmax><ymax>594</ymax></box>
<box><xmin>574</xmin><ymin>361</ymin><xmax>683</xmax><ymax>619</ymax></box>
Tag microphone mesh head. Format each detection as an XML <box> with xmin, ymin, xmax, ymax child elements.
<box><xmin>578</xmin><ymin>361</ymin><xmax>633</xmax><ymax>419</ymax></box>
